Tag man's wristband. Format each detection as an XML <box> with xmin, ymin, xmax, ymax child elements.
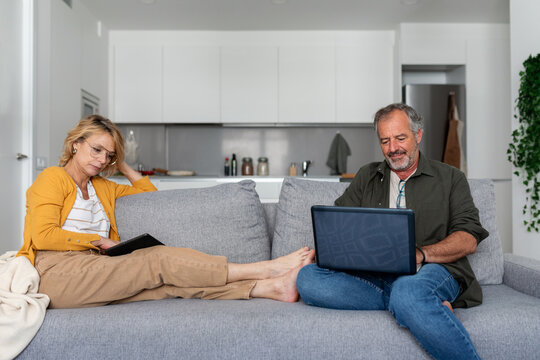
<box><xmin>416</xmin><ymin>246</ymin><xmax>426</xmax><ymax>264</ymax></box>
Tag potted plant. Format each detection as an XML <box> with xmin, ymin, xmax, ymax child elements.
<box><xmin>507</xmin><ymin>53</ymin><xmax>540</xmax><ymax>232</ymax></box>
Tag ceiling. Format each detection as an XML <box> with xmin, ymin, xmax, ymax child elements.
<box><xmin>78</xmin><ymin>0</ymin><xmax>509</xmax><ymax>31</ymax></box>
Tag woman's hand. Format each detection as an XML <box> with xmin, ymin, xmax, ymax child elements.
<box><xmin>116</xmin><ymin>161</ymin><xmax>143</xmax><ymax>183</ymax></box>
<box><xmin>91</xmin><ymin>236</ymin><xmax>119</xmax><ymax>250</ymax></box>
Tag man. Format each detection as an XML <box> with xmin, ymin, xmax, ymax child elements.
<box><xmin>297</xmin><ymin>103</ymin><xmax>488</xmax><ymax>360</ymax></box>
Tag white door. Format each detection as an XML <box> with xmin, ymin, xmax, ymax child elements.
<box><xmin>0</xmin><ymin>0</ymin><xmax>33</xmax><ymax>254</ymax></box>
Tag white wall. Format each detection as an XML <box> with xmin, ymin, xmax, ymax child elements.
<box><xmin>400</xmin><ymin>23</ymin><xmax>513</xmax><ymax>254</ymax></box>
<box><xmin>35</xmin><ymin>0</ymin><xmax>108</xmax><ymax>174</ymax></box>
<box><xmin>510</xmin><ymin>0</ymin><xmax>540</xmax><ymax>260</ymax></box>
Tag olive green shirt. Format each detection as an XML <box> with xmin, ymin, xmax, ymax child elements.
<box><xmin>335</xmin><ymin>153</ymin><xmax>489</xmax><ymax>308</ymax></box>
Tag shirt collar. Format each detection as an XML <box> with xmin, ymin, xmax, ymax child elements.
<box><xmin>414</xmin><ymin>152</ymin><xmax>435</xmax><ymax>177</ymax></box>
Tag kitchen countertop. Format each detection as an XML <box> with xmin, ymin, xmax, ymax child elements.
<box><xmin>108</xmin><ymin>174</ymin><xmax>342</xmax><ymax>202</ymax></box>
<box><xmin>110</xmin><ymin>175</ymin><xmax>341</xmax><ymax>181</ymax></box>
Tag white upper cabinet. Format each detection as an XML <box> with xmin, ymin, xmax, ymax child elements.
<box><xmin>163</xmin><ymin>46</ymin><xmax>220</xmax><ymax>123</ymax></box>
<box><xmin>278</xmin><ymin>46</ymin><xmax>335</xmax><ymax>123</ymax></box>
<box><xmin>110</xmin><ymin>31</ymin><xmax>396</xmax><ymax>124</ymax></box>
<box><xmin>336</xmin><ymin>36</ymin><xmax>394</xmax><ymax>123</ymax></box>
<box><xmin>113</xmin><ymin>45</ymin><xmax>162</xmax><ymax>123</ymax></box>
<box><xmin>221</xmin><ymin>46</ymin><xmax>278</xmax><ymax>123</ymax></box>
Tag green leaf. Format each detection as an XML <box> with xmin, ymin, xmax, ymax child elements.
<box><xmin>511</xmin><ymin>53</ymin><xmax>540</xmax><ymax>232</ymax></box>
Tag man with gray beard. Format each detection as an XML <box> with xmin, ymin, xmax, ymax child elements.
<box><xmin>297</xmin><ymin>103</ymin><xmax>488</xmax><ymax>360</ymax></box>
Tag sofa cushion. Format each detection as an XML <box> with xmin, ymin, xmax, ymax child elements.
<box><xmin>467</xmin><ymin>179</ymin><xmax>504</xmax><ymax>284</ymax></box>
<box><xmin>115</xmin><ymin>180</ymin><xmax>270</xmax><ymax>264</ymax></box>
<box><xmin>19</xmin><ymin>285</ymin><xmax>540</xmax><ymax>359</ymax></box>
<box><xmin>271</xmin><ymin>177</ymin><xmax>348</xmax><ymax>259</ymax></box>
<box><xmin>455</xmin><ymin>284</ymin><xmax>540</xmax><ymax>359</ymax></box>
<box><xmin>272</xmin><ymin>177</ymin><xmax>503</xmax><ymax>285</ymax></box>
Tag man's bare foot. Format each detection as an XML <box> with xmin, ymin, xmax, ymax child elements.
<box><xmin>265</xmin><ymin>247</ymin><xmax>315</xmax><ymax>278</ymax></box>
<box><xmin>251</xmin><ymin>252</ymin><xmax>313</xmax><ymax>302</ymax></box>
<box><xmin>442</xmin><ymin>300</ymin><xmax>453</xmax><ymax>313</ymax></box>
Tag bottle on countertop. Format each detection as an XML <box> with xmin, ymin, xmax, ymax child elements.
<box><xmin>224</xmin><ymin>157</ymin><xmax>230</xmax><ymax>176</ymax></box>
<box><xmin>125</xmin><ymin>130</ymin><xmax>138</xmax><ymax>166</ymax></box>
<box><xmin>231</xmin><ymin>154</ymin><xmax>238</xmax><ymax>176</ymax></box>
<box><xmin>241</xmin><ymin>157</ymin><xmax>254</xmax><ymax>176</ymax></box>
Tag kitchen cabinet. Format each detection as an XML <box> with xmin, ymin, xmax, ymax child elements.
<box><xmin>279</xmin><ymin>46</ymin><xmax>335</xmax><ymax>123</ymax></box>
<box><xmin>221</xmin><ymin>46</ymin><xmax>278</xmax><ymax>123</ymax></box>
<box><xmin>336</xmin><ymin>43</ymin><xmax>394</xmax><ymax>123</ymax></box>
<box><xmin>113</xmin><ymin>45</ymin><xmax>162</xmax><ymax>123</ymax></box>
<box><xmin>110</xmin><ymin>31</ymin><xmax>397</xmax><ymax>125</ymax></box>
<box><xmin>163</xmin><ymin>46</ymin><xmax>220</xmax><ymax>123</ymax></box>
<box><xmin>108</xmin><ymin>176</ymin><xmax>339</xmax><ymax>203</ymax></box>
<box><xmin>159</xmin><ymin>178</ymin><xmax>284</xmax><ymax>203</ymax></box>
<box><xmin>109</xmin><ymin>177</ymin><xmax>161</xmax><ymax>189</ymax></box>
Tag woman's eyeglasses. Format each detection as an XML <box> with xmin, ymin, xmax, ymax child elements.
<box><xmin>84</xmin><ymin>140</ymin><xmax>117</xmax><ymax>165</ymax></box>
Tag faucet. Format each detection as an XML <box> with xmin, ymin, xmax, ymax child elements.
<box><xmin>302</xmin><ymin>161</ymin><xmax>311</xmax><ymax>177</ymax></box>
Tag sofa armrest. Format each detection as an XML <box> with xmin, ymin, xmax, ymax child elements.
<box><xmin>503</xmin><ymin>253</ymin><xmax>540</xmax><ymax>298</ymax></box>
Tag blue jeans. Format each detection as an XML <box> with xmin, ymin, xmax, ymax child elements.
<box><xmin>297</xmin><ymin>263</ymin><xmax>481</xmax><ymax>360</ymax></box>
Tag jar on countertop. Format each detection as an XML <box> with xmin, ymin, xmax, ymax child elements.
<box><xmin>257</xmin><ymin>157</ymin><xmax>269</xmax><ymax>176</ymax></box>
<box><xmin>288</xmin><ymin>162</ymin><xmax>298</xmax><ymax>176</ymax></box>
<box><xmin>241</xmin><ymin>157</ymin><xmax>254</xmax><ymax>176</ymax></box>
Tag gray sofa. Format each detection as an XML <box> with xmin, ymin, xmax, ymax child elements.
<box><xmin>18</xmin><ymin>178</ymin><xmax>540</xmax><ymax>359</ymax></box>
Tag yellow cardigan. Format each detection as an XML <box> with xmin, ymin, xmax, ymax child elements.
<box><xmin>17</xmin><ymin>166</ymin><xmax>157</xmax><ymax>265</ymax></box>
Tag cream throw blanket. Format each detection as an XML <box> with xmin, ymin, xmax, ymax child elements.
<box><xmin>0</xmin><ymin>251</ymin><xmax>49</xmax><ymax>360</ymax></box>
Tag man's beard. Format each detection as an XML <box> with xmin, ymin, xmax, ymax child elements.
<box><xmin>385</xmin><ymin>145</ymin><xmax>418</xmax><ymax>171</ymax></box>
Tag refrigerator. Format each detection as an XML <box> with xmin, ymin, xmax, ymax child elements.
<box><xmin>402</xmin><ymin>84</ymin><xmax>466</xmax><ymax>163</ymax></box>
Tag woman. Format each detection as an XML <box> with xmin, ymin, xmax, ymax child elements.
<box><xmin>17</xmin><ymin>115</ymin><xmax>314</xmax><ymax>309</ymax></box>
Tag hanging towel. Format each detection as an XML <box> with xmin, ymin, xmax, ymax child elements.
<box><xmin>326</xmin><ymin>132</ymin><xmax>351</xmax><ymax>175</ymax></box>
<box><xmin>443</xmin><ymin>92</ymin><xmax>467</xmax><ymax>174</ymax></box>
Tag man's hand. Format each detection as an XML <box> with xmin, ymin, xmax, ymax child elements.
<box><xmin>91</xmin><ymin>236</ymin><xmax>119</xmax><ymax>250</ymax></box>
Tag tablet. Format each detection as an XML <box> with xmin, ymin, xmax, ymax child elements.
<box><xmin>104</xmin><ymin>233</ymin><xmax>164</xmax><ymax>256</ymax></box>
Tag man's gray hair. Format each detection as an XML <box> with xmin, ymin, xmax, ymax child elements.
<box><xmin>373</xmin><ymin>103</ymin><xmax>424</xmax><ymax>137</ymax></box>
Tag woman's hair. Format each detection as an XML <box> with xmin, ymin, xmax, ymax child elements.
<box><xmin>373</xmin><ymin>103</ymin><xmax>424</xmax><ymax>138</ymax></box>
<box><xmin>59</xmin><ymin>115</ymin><xmax>125</xmax><ymax>177</ymax></box>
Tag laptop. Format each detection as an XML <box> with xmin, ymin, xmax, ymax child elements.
<box><xmin>311</xmin><ymin>205</ymin><xmax>417</xmax><ymax>275</ymax></box>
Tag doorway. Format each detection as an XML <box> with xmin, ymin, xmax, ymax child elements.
<box><xmin>0</xmin><ymin>0</ymin><xmax>34</xmax><ymax>253</ymax></box>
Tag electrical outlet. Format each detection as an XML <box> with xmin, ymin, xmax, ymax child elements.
<box><xmin>36</xmin><ymin>156</ymin><xmax>47</xmax><ymax>170</ymax></box>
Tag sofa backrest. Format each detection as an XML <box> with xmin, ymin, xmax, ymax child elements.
<box><xmin>467</xmin><ymin>179</ymin><xmax>504</xmax><ymax>284</ymax></box>
<box><xmin>115</xmin><ymin>180</ymin><xmax>270</xmax><ymax>264</ymax></box>
<box><xmin>268</xmin><ymin>177</ymin><xmax>504</xmax><ymax>285</ymax></box>
<box><xmin>114</xmin><ymin>177</ymin><xmax>504</xmax><ymax>285</ymax></box>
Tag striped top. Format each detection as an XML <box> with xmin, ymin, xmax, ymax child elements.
<box><xmin>62</xmin><ymin>180</ymin><xmax>110</xmax><ymax>237</ymax></box>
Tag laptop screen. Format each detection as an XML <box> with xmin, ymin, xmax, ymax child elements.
<box><xmin>311</xmin><ymin>206</ymin><xmax>416</xmax><ymax>275</ymax></box>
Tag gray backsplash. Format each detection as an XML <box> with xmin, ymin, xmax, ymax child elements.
<box><xmin>118</xmin><ymin>124</ymin><xmax>383</xmax><ymax>176</ymax></box>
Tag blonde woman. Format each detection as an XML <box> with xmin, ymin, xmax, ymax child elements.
<box><xmin>17</xmin><ymin>115</ymin><xmax>314</xmax><ymax>309</ymax></box>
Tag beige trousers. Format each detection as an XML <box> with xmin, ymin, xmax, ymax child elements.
<box><xmin>35</xmin><ymin>246</ymin><xmax>256</xmax><ymax>309</ymax></box>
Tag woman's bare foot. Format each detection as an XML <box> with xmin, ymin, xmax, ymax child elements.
<box><xmin>250</xmin><ymin>253</ymin><xmax>313</xmax><ymax>302</ymax></box>
<box><xmin>265</xmin><ymin>247</ymin><xmax>315</xmax><ymax>278</ymax></box>
<box><xmin>227</xmin><ymin>247</ymin><xmax>315</xmax><ymax>282</ymax></box>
